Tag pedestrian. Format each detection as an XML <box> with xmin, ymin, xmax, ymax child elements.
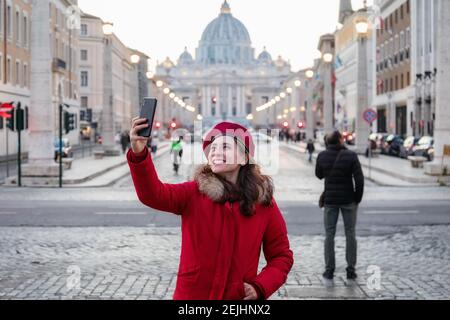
<box><xmin>315</xmin><ymin>130</ymin><xmax>364</xmax><ymax>281</ymax></box>
<box><xmin>120</xmin><ymin>130</ymin><xmax>130</xmax><ymax>154</ymax></box>
<box><xmin>127</xmin><ymin>119</ymin><xmax>294</xmax><ymax>300</ymax></box>
<box><xmin>306</xmin><ymin>139</ymin><xmax>315</xmax><ymax>163</ymax></box>
<box><xmin>147</xmin><ymin>137</ymin><xmax>158</xmax><ymax>155</ymax></box>
<box><xmin>170</xmin><ymin>136</ymin><xmax>184</xmax><ymax>175</ymax></box>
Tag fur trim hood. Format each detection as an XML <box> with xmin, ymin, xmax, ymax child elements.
<box><xmin>193</xmin><ymin>164</ymin><xmax>273</xmax><ymax>204</ymax></box>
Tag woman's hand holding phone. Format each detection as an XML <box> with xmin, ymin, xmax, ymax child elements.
<box><xmin>130</xmin><ymin>117</ymin><xmax>150</xmax><ymax>154</ymax></box>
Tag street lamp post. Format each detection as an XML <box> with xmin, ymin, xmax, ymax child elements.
<box><xmin>130</xmin><ymin>53</ymin><xmax>141</xmax><ymax>123</ymax></box>
<box><xmin>305</xmin><ymin>69</ymin><xmax>315</xmax><ymax>141</ymax></box>
<box><xmin>355</xmin><ymin>14</ymin><xmax>370</xmax><ymax>154</ymax></box>
<box><xmin>321</xmin><ymin>44</ymin><xmax>335</xmax><ymax>136</ymax></box>
<box><xmin>101</xmin><ymin>22</ymin><xmax>120</xmax><ymax>156</ymax></box>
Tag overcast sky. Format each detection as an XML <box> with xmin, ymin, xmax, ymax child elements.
<box><xmin>77</xmin><ymin>0</ymin><xmax>373</xmax><ymax>72</ymax></box>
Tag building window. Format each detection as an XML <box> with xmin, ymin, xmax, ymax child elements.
<box><xmin>80</xmin><ymin>71</ymin><xmax>88</xmax><ymax>87</ymax></box>
<box><xmin>406</xmin><ymin>0</ymin><xmax>410</xmax><ymax>14</ymax></box>
<box><xmin>15</xmin><ymin>10</ymin><xmax>20</xmax><ymax>44</ymax></box>
<box><xmin>81</xmin><ymin>96</ymin><xmax>88</xmax><ymax>108</ymax></box>
<box><xmin>23</xmin><ymin>16</ymin><xmax>27</xmax><ymax>47</ymax></box>
<box><xmin>80</xmin><ymin>49</ymin><xmax>88</xmax><ymax>61</ymax></box>
<box><xmin>407</xmin><ymin>72</ymin><xmax>410</xmax><ymax>86</ymax></box>
<box><xmin>400</xmin><ymin>5</ymin><xmax>404</xmax><ymax>19</ymax></box>
<box><xmin>7</xmin><ymin>5</ymin><xmax>11</xmax><ymax>38</ymax></box>
<box><xmin>80</xmin><ymin>24</ymin><xmax>87</xmax><ymax>36</ymax></box>
<box><xmin>23</xmin><ymin>64</ymin><xmax>28</xmax><ymax>87</ymax></box>
<box><xmin>15</xmin><ymin>61</ymin><xmax>20</xmax><ymax>86</ymax></box>
<box><xmin>7</xmin><ymin>57</ymin><xmax>11</xmax><ymax>82</ymax></box>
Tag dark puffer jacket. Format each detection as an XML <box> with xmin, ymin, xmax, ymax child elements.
<box><xmin>315</xmin><ymin>144</ymin><xmax>364</xmax><ymax>206</ymax></box>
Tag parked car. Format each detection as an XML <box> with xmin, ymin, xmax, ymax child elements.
<box><xmin>54</xmin><ymin>138</ymin><xmax>73</xmax><ymax>161</ymax></box>
<box><xmin>374</xmin><ymin>133</ymin><xmax>390</xmax><ymax>154</ymax></box>
<box><xmin>342</xmin><ymin>131</ymin><xmax>355</xmax><ymax>146</ymax></box>
<box><xmin>399</xmin><ymin>136</ymin><xmax>420</xmax><ymax>159</ymax></box>
<box><xmin>387</xmin><ymin>135</ymin><xmax>404</xmax><ymax>157</ymax></box>
<box><xmin>412</xmin><ymin>136</ymin><xmax>434</xmax><ymax>161</ymax></box>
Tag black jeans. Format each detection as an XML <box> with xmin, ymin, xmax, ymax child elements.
<box><xmin>324</xmin><ymin>203</ymin><xmax>358</xmax><ymax>273</ymax></box>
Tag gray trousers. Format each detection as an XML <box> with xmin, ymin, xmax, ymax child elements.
<box><xmin>324</xmin><ymin>203</ymin><xmax>358</xmax><ymax>273</ymax></box>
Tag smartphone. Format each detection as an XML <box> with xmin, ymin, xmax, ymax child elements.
<box><xmin>138</xmin><ymin>98</ymin><xmax>157</xmax><ymax>137</ymax></box>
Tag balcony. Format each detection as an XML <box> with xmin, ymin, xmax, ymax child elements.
<box><xmin>52</xmin><ymin>58</ymin><xmax>67</xmax><ymax>73</ymax></box>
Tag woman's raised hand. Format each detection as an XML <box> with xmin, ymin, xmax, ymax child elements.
<box><xmin>130</xmin><ymin>117</ymin><xmax>150</xmax><ymax>154</ymax></box>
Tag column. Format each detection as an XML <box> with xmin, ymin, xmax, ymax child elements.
<box><xmin>425</xmin><ymin>0</ymin><xmax>450</xmax><ymax>175</ymax></box>
<box><xmin>355</xmin><ymin>34</ymin><xmax>370</xmax><ymax>153</ymax></box>
<box><xmin>21</xmin><ymin>0</ymin><xmax>59</xmax><ymax>186</ymax></box>
<box><xmin>323</xmin><ymin>62</ymin><xmax>334</xmax><ymax>135</ymax></box>
<box><xmin>207</xmin><ymin>86</ymin><xmax>212</xmax><ymax>117</ymax></box>
<box><xmin>306</xmin><ymin>80</ymin><xmax>315</xmax><ymax>140</ymax></box>
<box><xmin>237</xmin><ymin>86</ymin><xmax>242</xmax><ymax>117</ymax></box>
<box><xmin>240</xmin><ymin>86</ymin><xmax>246</xmax><ymax>117</ymax></box>
<box><xmin>228</xmin><ymin>86</ymin><xmax>233</xmax><ymax>118</ymax></box>
<box><xmin>101</xmin><ymin>34</ymin><xmax>120</xmax><ymax>156</ymax></box>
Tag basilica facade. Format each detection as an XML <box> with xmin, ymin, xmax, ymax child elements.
<box><xmin>154</xmin><ymin>1</ymin><xmax>292</xmax><ymax>129</ymax></box>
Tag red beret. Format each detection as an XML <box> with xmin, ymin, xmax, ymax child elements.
<box><xmin>203</xmin><ymin>122</ymin><xmax>255</xmax><ymax>158</ymax></box>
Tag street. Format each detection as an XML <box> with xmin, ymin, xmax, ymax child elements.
<box><xmin>1</xmin><ymin>143</ymin><xmax>449</xmax><ymax>300</ymax></box>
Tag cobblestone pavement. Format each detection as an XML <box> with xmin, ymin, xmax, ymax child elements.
<box><xmin>0</xmin><ymin>225</ymin><xmax>449</xmax><ymax>300</ymax></box>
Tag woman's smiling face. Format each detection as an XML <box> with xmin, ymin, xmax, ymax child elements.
<box><xmin>208</xmin><ymin>135</ymin><xmax>247</xmax><ymax>175</ymax></box>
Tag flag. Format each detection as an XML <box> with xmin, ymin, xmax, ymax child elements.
<box><xmin>332</xmin><ymin>72</ymin><xmax>337</xmax><ymax>86</ymax></box>
<box><xmin>335</xmin><ymin>55</ymin><xmax>343</xmax><ymax>69</ymax></box>
<box><xmin>379</xmin><ymin>17</ymin><xmax>385</xmax><ymax>30</ymax></box>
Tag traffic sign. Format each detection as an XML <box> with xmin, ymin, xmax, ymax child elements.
<box><xmin>0</xmin><ymin>111</ymin><xmax>12</xmax><ymax>119</ymax></box>
<box><xmin>0</xmin><ymin>102</ymin><xmax>14</xmax><ymax>113</ymax></box>
<box><xmin>363</xmin><ymin>108</ymin><xmax>378</xmax><ymax>124</ymax></box>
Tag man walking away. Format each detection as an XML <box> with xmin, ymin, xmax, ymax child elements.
<box><xmin>315</xmin><ymin>130</ymin><xmax>364</xmax><ymax>281</ymax></box>
<box><xmin>120</xmin><ymin>131</ymin><xmax>130</xmax><ymax>154</ymax></box>
<box><xmin>306</xmin><ymin>139</ymin><xmax>316</xmax><ymax>163</ymax></box>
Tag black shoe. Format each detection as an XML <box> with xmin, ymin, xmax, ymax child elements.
<box><xmin>347</xmin><ymin>270</ymin><xmax>358</xmax><ymax>280</ymax></box>
<box><xmin>322</xmin><ymin>270</ymin><xmax>334</xmax><ymax>280</ymax></box>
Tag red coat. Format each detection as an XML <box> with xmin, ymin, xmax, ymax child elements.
<box><xmin>127</xmin><ymin>148</ymin><xmax>294</xmax><ymax>300</ymax></box>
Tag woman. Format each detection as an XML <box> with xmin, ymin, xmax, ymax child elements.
<box><xmin>170</xmin><ymin>136</ymin><xmax>184</xmax><ymax>175</ymax></box>
<box><xmin>127</xmin><ymin>119</ymin><xmax>294</xmax><ymax>300</ymax></box>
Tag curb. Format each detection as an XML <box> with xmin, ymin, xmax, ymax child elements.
<box><xmin>281</xmin><ymin>143</ymin><xmax>445</xmax><ymax>187</ymax></box>
<box><xmin>64</xmin><ymin>145</ymin><xmax>171</xmax><ymax>188</ymax></box>
<box><xmin>358</xmin><ymin>160</ymin><xmax>445</xmax><ymax>184</ymax></box>
<box><xmin>63</xmin><ymin>160</ymin><xmax>128</xmax><ymax>185</ymax></box>
<box><xmin>2</xmin><ymin>144</ymin><xmax>171</xmax><ymax>189</ymax></box>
